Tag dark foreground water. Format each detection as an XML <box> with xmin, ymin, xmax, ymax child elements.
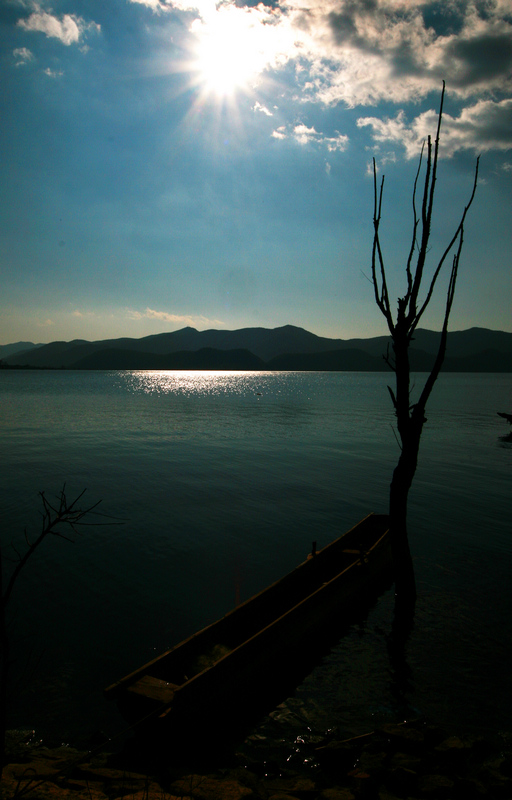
<box><xmin>1</xmin><ymin>370</ymin><xmax>511</xmax><ymax>754</ymax></box>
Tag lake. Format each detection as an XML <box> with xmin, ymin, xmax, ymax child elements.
<box><xmin>1</xmin><ymin>369</ymin><xmax>511</xmax><ymax>753</ymax></box>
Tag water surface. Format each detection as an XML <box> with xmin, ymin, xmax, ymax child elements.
<box><xmin>1</xmin><ymin>369</ymin><xmax>511</xmax><ymax>749</ymax></box>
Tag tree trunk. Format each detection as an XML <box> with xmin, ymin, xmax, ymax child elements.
<box><xmin>389</xmin><ymin>438</ymin><xmax>419</xmax><ymax>605</ymax></box>
<box><xmin>388</xmin><ymin>329</ymin><xmax>418</xmax><ymax>606</ymax></box>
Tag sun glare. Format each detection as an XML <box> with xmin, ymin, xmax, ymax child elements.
<box><xmin>191</xmin><ymin>6</ymin><xmax>273</xmax><ymax>98</ymax></box>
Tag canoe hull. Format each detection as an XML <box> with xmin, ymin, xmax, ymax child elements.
<box><xmin>106</xmin><ymin>514</ymin><xmax>393</xmax><ymax>737</ymax></box>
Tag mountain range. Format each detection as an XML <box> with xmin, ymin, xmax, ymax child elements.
<box><xmin>2</xmin><ymin>325</ymin><xmax>512</xmax><ymax>372</ymax></box>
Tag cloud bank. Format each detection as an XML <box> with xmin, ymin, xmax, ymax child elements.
<box><xmin>124</xmin><ymin>0</ymin><xmax>512</xmax><ymax>155</ymax></box>
<box><xmin>129</xmin><ymin>0</ymin><xmax>512</xmax><ymax>106</ymax></box>
<box><xmin>13</xmin><ymin>1</ymin><xmax>512</xmax><ymax>155</ymax></box>
<box><xmin>129</xmin><ymin>308</ymin><xmax>225</xmax><ymax>327</ymax></box>
<box><xmin>358</xmin><ymin>98</ymin><xmax>512</xmax><ymax>157</ymax></box>
<box><xmin>290</xmin><ymin>0</ymin><xmax>512</xmax><ymax>106</ymax></box>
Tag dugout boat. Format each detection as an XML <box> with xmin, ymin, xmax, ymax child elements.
<box><xmin>105</xmin><ymin>513</ymin><xmax>392</xmax><ymax>735</ymax></box>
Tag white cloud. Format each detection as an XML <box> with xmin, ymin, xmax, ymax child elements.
<box><xmin>441</xmin><ymin>99</ymin><xmax>512</xmax><ymax>155</ymax></box>
<box><xmin>293</xmin><ymin>123</ymin><xmax>319</xmax><ymax>146</ymax></box>
<box><xmin>253</xmin><ymin>101</ymin><xmax>273</xmax><ymax>117</ymax></box>
<box><xmin>325</xmin><ymin>134</ymin><xmax>349</xmax><ymax>152</ymax></box>
<box><xmin>13</xmin><ymin>47</ymin><xmax>33</xmax><ymax>66</ymax></box>
<box><xmin>270</xmin><ymin>121</ymin><xmax>349</xmax><ymax>150</ymax></box>
<box><xmin>358</xmin><ymin>109</ymin><xmax>418</xmax><ymax>157</ymax></box>
<box><xmin>272</xmin><ymin>127</ymin><xmax>287</xmax><ymax>140</ymax></box>
<box><xmin>43</xmin><ymin>67</ymin><xmax>63</xmax><ymax>78</ymax></box>
<box><xmin>291</xmin><ymin>123</ymin><xmax>349</xmax><ymax>151</ymax></box>
<box><xmin>128</xmin><ymin>0</ymin><xmax>166</xmax><ymax>8</ymax></box>
<box><xmin>128</xmin><ymin>308</ymin><xmax>224</xmax><ymax>327</ymax></box>
<box><xmin>17</xmin><ymin>5</ymin><xmax>100</xmax><ymax>46</ymax></box>
<box><xmin>358</xmin><ymin>98</ymin><xmax>512</xmax><ymax>157</ymax></box>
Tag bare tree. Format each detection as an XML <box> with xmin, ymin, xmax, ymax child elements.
<box><xmin>0</xmin><ymin>486</ymin><xmax>112</xmax><ymax>776</ymax></box>
<box><xmin>371</xmin><ymin>83</ymin><xmax>479</xmax><ymax>602</ymax></box>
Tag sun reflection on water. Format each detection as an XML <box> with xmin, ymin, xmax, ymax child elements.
<box><xmin>117</xmin><ymin>370</ymin><xmax>271</xmax><ymax>397</ymax></box>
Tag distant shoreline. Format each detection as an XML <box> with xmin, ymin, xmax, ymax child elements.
<box><xmin>2</xmin><ymin>362</ymin><xmax>512</xmax><ymax>373</ymax></box>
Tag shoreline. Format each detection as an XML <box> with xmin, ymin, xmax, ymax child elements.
<box><xmin>4</xmin><ymin>719</ymin><xmax>512</xmax><ymax>799</ymax></box>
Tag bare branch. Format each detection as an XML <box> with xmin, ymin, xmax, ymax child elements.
<box><xmin>2</xmin><ymin>486</ymin><xmax>120</xmax><ymax>609</ymax></box>
<box><xmin>411</xmin><ymin>156</ymin><xmax>479</xmax><ymax>330</ymax></box>
<box><xmin>405</xmin><ymin>142</ymin><xmax>425</xmax><ymax>292</ymax></box>
<box><xmin>387</xmin><ymin>384</ymin><xmax>397</xmax><ymax>409</ymax></box>
<box><xmin>9</xmin><ymin>544</ymin><xmax>22</xmax><ymax>563</ymax></box>
<box><xmin>427</xmin><ymin>80</ymin><xmax>445</xmax><ymax>223</ymax></box>
<box><xmin>390</xmin><ymin>424</ymin><xmax>402</xmax><ymax>451</ymax></box>
<box><xmin>372</xmin><ymin>160</ymin><xmax>394</xmax><ymax>330</ymax></box>
<box><xmin>407</xmin><ymin>81</ymin><xmax>446</xmax><ymax>325</ymax></box>
<box><xmin>0</xmin><ymin>486</ymin><xmax>123</xmax><ymax>775</ymax></box>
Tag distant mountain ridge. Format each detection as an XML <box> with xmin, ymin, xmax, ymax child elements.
<box><xmin>0</xmin><ymin>341</ymin><xmax>43</xmax><ymax>358</ymax></box>
<box><xmin>2</xmin><ymin>325</ymin><xmax>512</xmax><ymax>372</ymax></box>
<box><xmin>2</xmin><ymin>325</ymin><xmax>346</xmax><ymax>367</ymax></box>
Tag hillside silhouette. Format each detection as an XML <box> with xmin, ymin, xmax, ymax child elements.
<box><xmin>2</xmin><ymin>325</ymin><xmax>512</xmax><ymax>371</ymax></box>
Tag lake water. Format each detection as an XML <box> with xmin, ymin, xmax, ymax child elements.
<box><xmin>1</xmin><ymin>369</ymin><xmax>511</xmax><ymax>754</ymax></box>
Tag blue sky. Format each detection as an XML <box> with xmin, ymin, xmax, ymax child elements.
<box><xmin>1</xmin><ymin>0</ymin><xmax>511</xmax><ymax>344</ymax></box>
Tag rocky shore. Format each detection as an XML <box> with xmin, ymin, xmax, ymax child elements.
<box><xmin>3</xmin><ymin>720</ymin><xmax>512</xmax><ymax>800</ymax></box>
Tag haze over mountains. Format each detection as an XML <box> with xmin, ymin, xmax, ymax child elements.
<box><xmin>2</xmin><ymin>325</ymin><xmax>512</xmax><ymax>372</ymax></box>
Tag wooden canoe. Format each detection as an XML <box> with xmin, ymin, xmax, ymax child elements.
<box><xmin>105</xmin><ymin>513</ymin><xmax>392</xmax><ymax>735</ymax></box>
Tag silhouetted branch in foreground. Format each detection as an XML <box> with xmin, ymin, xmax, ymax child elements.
<box><xmin>0</xmin><ymin>485</ymin><xmax>120</xmax><ymax>776</ymax></box>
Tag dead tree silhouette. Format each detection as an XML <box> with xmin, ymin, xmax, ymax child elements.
<box><xmin>371</xmin><ymin>82</ymin><xmax>479</xmax><ymax>608</ymax></box>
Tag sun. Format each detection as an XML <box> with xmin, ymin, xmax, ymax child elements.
<box><xmin>191</xmin><ymin>5</ymin><xmax>272</xmax><ymax>98</ymax></box>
